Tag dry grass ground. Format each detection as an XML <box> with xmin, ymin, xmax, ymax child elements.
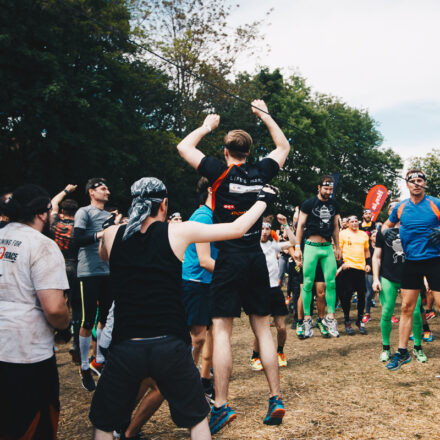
<box><xmin>58</xmin><ymin>299</ymin><xmax>440</xmax><ymax>439</ymax></box>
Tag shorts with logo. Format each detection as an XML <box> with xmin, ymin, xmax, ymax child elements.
<box><xmin>401</xmin><ymin>257</ymin><xmax>440</xmax><ymax>291</ymax></box>
<box><xmin>79</xmin><ymin>275</ymin><xmax>112</xmax><ymax>329</ymax></box>
<box><xmin>0</xmin><ymin>356</ymin><xmax>60</xmax><ymax>439</ymax></box>
<box><xmin>210</xmin><ymin>248</ymin><xmax>271</xmax><ymax>317</ymax></box>
<box><xmin>89</xmin><ymin>336</ymin><xmax>209</xmax><ymax>431</ymax></box>
<box><xmin>182</xmin><ymin>280</ymin><xmax>212</xmax><ymax>327</ymax></box>
<box><xmin>270</xmin><ymin>287</ymin><xmax>288</xmax><ymax>316</ymax></box>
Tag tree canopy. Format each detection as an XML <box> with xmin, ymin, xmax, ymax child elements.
<box><xmin>408</xmin><ymin>148</ymin><xmax>440</xmax><ymax>197</ymax></box>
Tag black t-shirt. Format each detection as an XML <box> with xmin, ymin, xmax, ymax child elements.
<box><xmin>198</xmin><ymin>155</ymin><xmax>279</xmax><ymax>251</ymax></box>
<box><xmin>300</xmin><ymin>196</ymin><xmax>340</xmax><ymax>241</ymax></box>
<box><xmin>51</xmin><ymin>213</ymin><xmax>77</xmax><ymax>262</ymax></box>
<box><xmin>360</xmin><ymin>220</ymin><xmax>376</xmax><ymax>236</ymax></box>
<box><xmin>375</xmin><ymin>228</ymin><xmax>404</xmax><ymax>283</ymax></box>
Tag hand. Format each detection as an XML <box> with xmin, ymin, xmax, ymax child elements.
<box><xmin>65</xmin><ymin>184</ymin><xmax>77</xmax><ymax>193</ymax></box>
<box><xmin>372</xmin><ymin>279</ymin><xmax>382</xmax><ymax>293</ymax></box>
<box><xmin>334</xmin><ymin>247</ymin><xmax>341</xmax><ymax>261</ymax></box>
<box><xmin>428</xmin><ymin>227</ymin><xmax>440</xmax><ymax>246</ymax></box>
<box><xmin>341</xmin><ymin>263</ymin><xmax>349</xmax><ymax>270</ymax></box>
<box><xmin>293</xmin><ymin>248</ymin><xmax>302</xmax><ymax>263</ymax></box>
<box><xmin>365</xmin><ymin>265</ymin><xmax>371</xmax><ymax>273</ymax></box>
<box><xmin>383</xmin><ymin>228</ymin><xmax>398</xmax><ymax>247</ymax></box>
<box><xmin>277</xmin><ymin>213</ymin><xmax>287</xmax><ymax>226</ymax></box>
<box><xmin>251</xmin><ymin>99</ymin><xmax>269</xmax><ymax>120</ymax></box>
<box><xmin>114</xmin><ymin>213</ymin><xmax>123</xmax><ymax>225</ymax></box>
<box><xmin>202</xmin><ymin>114</ymin><xmax>220</xmax><ymax>131</ymax></box>
<box><xmin>256</xmin><ymin>184</ymin><xmax>279</xmax><ymax>206</ymax></box>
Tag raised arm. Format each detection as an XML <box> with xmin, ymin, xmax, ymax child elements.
<box><xmin>51</xmin><ymin>184</ymin><xmax>77</xmax><ymax>214</ymax></box>
<box><xmin>251</xmin><ymin>100</ymin><xmax>290</xmax><ymax>168</ymax></box>
<box><xmin>169</xmin><ymin>186</ymin><xmax>277</xmax><ymax>260</ymax></box>
<box><xmin>276</xmin><ymin>213</ymin><xmax>296</xmax><ymax>248</ymax></box>
<box><xmin>176</xmin><ymin>114</ymin><xmax>220</xmax><ymax>169</ymax></box>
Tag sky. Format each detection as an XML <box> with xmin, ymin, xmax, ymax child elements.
<box><xmin>229</xmin><ymin>0</ymin><xmax>440</xmax><ymax>196</ymax></box>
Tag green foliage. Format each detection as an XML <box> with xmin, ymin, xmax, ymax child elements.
<box><xmin>408</xmin><ymin>148</ymin><xmax>440</xmax><ymax>197</ymax></box>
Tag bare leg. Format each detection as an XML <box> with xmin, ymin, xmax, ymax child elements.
<box><xmin>297</xmin><ymin>288</ymin><xmax>304</xmax><ymax>320</ymax></box>
<box><xmin>274</xmin><ymin>316</ymin><xmax>286</xmax><ymax>348</ymax></box>
<box><xmin>125</xmin><ymin>378</ymin><xmax>164</xmax><ymax>438</ymax></box>
<box><xmin>431</xmin><ymin>290</ymin><xmax>440</xmax><ymax>312</ymax></box>
<box><xmin>315</xmin><ymin>282</ymin><xmax>326</xmax><ymax>319</ymax></box>
<box><xmin>190</xmin><ymin>417</ymin><xmax>211</xmax><ymax>440</ymax></box>
<box><xmin>249</xmin><ymin>315</ymin><xmax>280</xmax><ymax>397</ymax></box>
<box><xmin>426</xmin><ymin>288</ymin><xmax>434</xmax><ymax>311</ymax></box>
<box><xmin>398</xmin><ymin>290</ymin><xmax>420</xmax><ymax>349</ymax></box>
<box><xmin>94</xmin><ymin>429</ymin><xmax>113</xmax><ymax>440</ymax></box>
<box><xmin>212</xmin><ymin>317</ymin><xmax>233</xmax><ymax>407</ymax></box>
<box><xmin>191</xmin><ymin>325</ymin><xmax>207</xmax><ymax>365</ymax></box>
<box><xmin>200</xmin><ymin>329</ymin><xmax>213</xmax><ymax>379</ymax></box>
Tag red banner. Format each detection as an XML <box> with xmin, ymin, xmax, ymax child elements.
<box><xmin>365</xmin><ymin>185</ymin><xmax>388</xmax><ymax>221</ymax></box>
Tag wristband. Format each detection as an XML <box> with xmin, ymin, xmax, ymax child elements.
<box><xmin>295</xmin><ymin>244</ymin><xmax>300</xmax><ymax>249</ymax></box>
<box><xmin>64</xmin><ymin>189</ymin><xmax>69</xmax><ymax>195</ymax></box>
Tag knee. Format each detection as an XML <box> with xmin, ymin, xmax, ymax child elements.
<box><xmin>401</xmin><ymin>302</ymin><xmax>416</xmax><ymax>315</ymax></box>
<box><xmin>326</xmin><ymin>279</ymin><xmax>336</xmax><ymax>293</ymax></box>
<box><xmin>192</xmin><ymin>335</ymin><xmax>206</xmax><ymax>352</ymax></box>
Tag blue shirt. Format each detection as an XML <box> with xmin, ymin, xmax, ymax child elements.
<box><xmin>390</xmin><ymin>195</ymin><xmax>440</xmax><ymax>261</ymax></box>
<box><xmin>182</xmin><ymin>205</ymin><xmax>218</xmax><ymax>283</ymax></box>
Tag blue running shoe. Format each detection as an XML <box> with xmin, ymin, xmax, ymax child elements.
<box><xmin>386</xmin><ymin>351</ymin><xmax>412</xmax><ymax>371</ymax></box>
<box><xmin>423</xmin><ymin>331</ymin><xmax>433</xmax><ymax>342</ymax></box>
<box><xmin>209</xmin><ymin>404</ymin><xmax>237</xmax><ymax>434</ymax></box>
<box><xmin>263</xmin><ymin>395</ymin><xmax>285</xmax><ymax>425</ymax></box>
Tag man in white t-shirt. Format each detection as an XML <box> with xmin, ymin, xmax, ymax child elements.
<box><xmin>0</xmin><ymin>184</ymin><xmax>70</xmax><ymax>439</ymax></box>
<box><xmin>250</xmin><ymin>215</ymin><xmax>296</xmax><ymax>370</ymax></box>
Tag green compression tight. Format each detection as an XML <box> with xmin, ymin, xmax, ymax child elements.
<box><xmin>379</xmin><ymin>277</ymin><xmax>423</xmax><ymax>346</ymax></box>
<box><xmin>302</xmin><ymin>243</ymin><xmax>337</xmax><ymax>315</ymax></box>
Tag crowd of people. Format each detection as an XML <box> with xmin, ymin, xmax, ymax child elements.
<box><xmin>1</xmin><ymin>100</ymin><xmax>439</xmax><ymax>440</ymax></box>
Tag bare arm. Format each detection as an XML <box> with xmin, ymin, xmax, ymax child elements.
<box><xmin>195</xmin><ymin>242</ymin><xmax>215</xmax><ymax>273</ymax></box>
<box><xmin>332</xmin><ymin>214</ymin><xmax>341</xmax><ymax>260</ymax></box>
<box><xmin>51</xmin><ymin>184</ymin><xmax>77</xmax><ymax>214</ymax></box>
<box><xmin>169</xmin><ymin>200</ymin><xmax>269</xmax><ymax>260</ymax></box>
<box><xmin>251</xmin><ymin>100</ymin><xmax>290</xmax><ymax>168</ymax></box>
<box><xmin>276</xmin><ymin>214</ymin><xmax>296</xmax><ymax>247</ymax></box>
<box><xmin>99</xmin><ymin>225</ymin><xmax>120</xmax><ymax>261</ymax></box>
<box><xmin>37</xmin><ymin>289</ymin><xmax>69</xmax><ymax>329</ymax></box>
<box><xmin>176</xmin><ymin>114</ymin><xmax>220</xmax><ymax>170</ymax></box>
<box><xmin>372</xmin><ymin>247</ymin><xmax>382</xmax><ymax>281</ymax></box>
<box><xmin>294</xmin><ymin>211</ymin><xmax>307</xmax><ymax>261</ymax></box>
<box><xmin>381</xmin><ymin>218</ymin><xmax>396</xmax><ymax>233</ymax></box>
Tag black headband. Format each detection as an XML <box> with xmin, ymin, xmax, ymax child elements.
<box><xmin>406</xmin><ymin>172</ymin><xmax>425</xmax><ymax>181</ymax></box>
<box><xmin>90</xmin><ymin>181</ymin><xmax>107</xmax><ymax>190</ymax></box>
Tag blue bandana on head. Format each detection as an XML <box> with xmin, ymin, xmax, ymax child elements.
<box><xmin>123</xmin><ymin>177</ymin><xmax>167</xmax><ymax>240</ymax></box>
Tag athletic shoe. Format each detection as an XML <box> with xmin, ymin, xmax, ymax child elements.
<box><xmin>203</xmin><ymin>381</ymin><xmax>215</xmax><ymax>405</ymax></box>
<box><xmin>80</xmin><ymin>368</ymin><xmax>96</xmax><ymax>391</ymax></box>
<box><xmin>371</xmin><ymin>300</ymin><xmax>376</xmax><ymax>307</ymax></box>
<box><xmin>304</xmin><ymin>318</ymin><xmax>314</xmax><ymax>338</ymax></box>
<box><xmin>345</xmin><ymin>322</ymin><xmax>355</xmax><ymax>335</ymax></box>
<box><xmin>423</xmin><ymin>331</ymin><xmax>434</xmax><ymax>342</ymax></box>
<box><xmin>386</xmin><ymin>351</ymin><xmax>412</xmax><ymax>371</ymax></box>
<box><xmin>316</xmin><ymin>320</ymin><xmax>329</xmax><ymax>338</ymax></box>
<box><xmin>413</xmin><ymin>348</ymin><xmax>428</xmax><ymax>363</ymax></box>
<box><xmin>263</xmin><ymin>395</ymin><xmax>285</xmax><ymax>425</ymax></box>
<box><xmin>356</xmin><ymin>321</ymin><xmax>368</xmax><ymax>335</ymax></box>
<box><xmin>296</xmin><ymin>322</ymin><xmax>305</xmax><ymax>339</ymax></box>
<box><xmin>426</xmin><ymin>311</ymin><xmax>436</xmax><ymax>320</ymax></box>
<box><xmin>353</xmin><ymin>294</ymin><xmax>358</xmax><ymax>304</ymax></box>
<box><xmin>391</xmin><ymin>315</ymin><xmax>399</xmax><ymax>324</ymax></box>
<box><xmin>69</xmin><ymin>347</ymin><xmax>81</xmax><ymax>365</ymax></box>
<box><xmin>209</xmin><ymin>404</ymin><xmax>237</xmax><ymax>434</ymax></box>
<box><xmin>250</xmin><ymin>357</ymin><xmax>263</xmax><ymax>371</ymax></box>
<box><xmin>380</xmin><ymin>349</ymin><xmax>391</xmax><ymax>362</ymax></box>
<box><xmin>277</xmin><ymin>352</ymin><xmax>287</xmax><ymax>367</ymax></box>
<box><xmin>322</xmin><ymin>317</ymin><xmax>339</xmax><ymax>338</ymax></box>
<box><xmin>409</xmin><ymin>333</ymin><xmax>414</xmax><ymax>341</ymax></box>
<box><xmin>89</xmin><ymin>358</ymin><xmax>105</xmax><ymax>377</ymax></box>
<box><xmin>361</xmin><ymin>314</ymin><xmax>371</xmax><ymax>324</ymax></box>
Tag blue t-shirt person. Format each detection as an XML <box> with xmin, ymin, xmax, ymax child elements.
<box><xmin>390</xmin><ymin>195</ymin><xmax>440</xmax><ymax>261</ymax></box>
<box><xmin>182</xmin><ymin>205</ymin><xmax>218</xmax><ymax>284</ymax></box>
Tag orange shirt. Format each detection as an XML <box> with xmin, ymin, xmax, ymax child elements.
<box><xmin>339</xmin><ymin>228</ymin><xmax>369</xmax><ymax>271</ymax></box>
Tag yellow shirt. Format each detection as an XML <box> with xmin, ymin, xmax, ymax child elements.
<box><xmin>339</xmin><ymin>228</ymin><xmax>369</xmax><ymax>271</ymax></box>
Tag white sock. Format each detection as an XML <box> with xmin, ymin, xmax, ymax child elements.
<box><xmin>79</xmin><ymin>335</ymin><xmax>92</xmax><ymax>370</ymax></box>
<box><xmin>96</xmin><ymin>328</ymin><xmax>105</xmax><ymax>364</ymax></box>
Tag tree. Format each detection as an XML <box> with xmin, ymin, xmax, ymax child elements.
<box><xmin>408</xmin><ymin>148</ymin><xmax>440</xmax><ymax>197</ymax></box>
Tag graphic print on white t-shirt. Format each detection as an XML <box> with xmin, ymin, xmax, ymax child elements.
<box><xmin>312</xmin><ymin>204</ymin><xmax>334</xmax><ymax>228</ymax></box>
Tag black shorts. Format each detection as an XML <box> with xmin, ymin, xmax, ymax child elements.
<box><xmin>79</xmin><ymin>275</ymin><xmax>112</xmax><ymax>329</ymax></box>
<box><xmin>299</xmin><ymin>263</ymin><xmax>325</xmax><ymax>284</ymax></box>
<box><xmin>182</xmin><ymin>280</ymin><xmax>212</xmax><ymax>327</ymax></box>
<box><xmin>89</xmin><ymin>336</ymin><xmax>209</xmax><ymax>431</ymax></box>
<box><xmin>270</xmin><ymin>287</ymin><xmax>288</xmax><ymax>316</ymax></box>
<box><xmin>210</xmin><ymin>249</ymin><xmax>271</xmax><ymax>317</ymax></box>
<box><xmin>401</xmin><ymin>258</ymin><xmax>440</xmax><ymax>291</ymax></box>
<box><xmin>0</xmin><ymin>356</ymin><xmax>59</xmax><ymax>439</ymax></box>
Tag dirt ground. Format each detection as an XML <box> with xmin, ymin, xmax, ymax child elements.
<box><xmin>58</xmin><ymin>300</ymin><xmax>440</xmax><ymax>439</ymax></box>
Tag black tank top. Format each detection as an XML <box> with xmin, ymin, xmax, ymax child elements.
<box><xmin>110</xmin><ymin>222</ymin><xmax>190</xmax><ymax>345</ymax></box>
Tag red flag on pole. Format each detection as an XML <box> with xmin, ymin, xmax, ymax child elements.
<box><xmin>365</xmin><ymin>185</ymin><xmax>388</xmax><ymax>221</ymax></box>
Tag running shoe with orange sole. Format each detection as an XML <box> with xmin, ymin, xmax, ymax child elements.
<box><xmin>263</xmin><ymin>395</ymin><xmax>285</xmax><ymax>425</ymax></box>
<box><xmin>209</xmin><ymin>404</ymin><xmax>237</xmax><ymax>434</ymax></box>
<box><xmin>277</xmin><ymin>352</ymin><xmax>287</xmax><ymax>367</ymax></box>
<box><xmin>250</xmin><ymin>357</ymin><xmax>263</xmax><ymax>371</ymax></box>
<box><xmin>89</xmin><ymin>358</ymin><xmax>105</xmax><ymax>377</ymax></box>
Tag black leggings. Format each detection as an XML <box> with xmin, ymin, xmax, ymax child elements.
<box><xmin>79</xmin><ymin>276</ymin><xmax>112</xmax><ymax>329</ymax></box>
<box><xmin>337</xmin><ymin>268</ymin><xmax>366</xmax><ymax>323</ymax></box>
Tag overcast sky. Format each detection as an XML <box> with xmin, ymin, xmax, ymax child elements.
<box><xmin>230</xmin><ymin>0</ymin><xmax>440</xmax><ymax>195</ymax></box>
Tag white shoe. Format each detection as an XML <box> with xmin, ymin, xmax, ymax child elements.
<box><xmin>304</xmin><ymin>318</ymin><xmax>314</xmax><ymax>338</ymax></box>
<box><xmin>322</xmin><ymin>316</ymin><xmax>339</xmax><ymax>338</ymax></box>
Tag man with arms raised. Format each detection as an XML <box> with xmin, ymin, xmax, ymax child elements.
<box><xmin>382</xmin><ymin>170</ymin><xmax>440</xmax><ymax>371</ymax></box>
<box><xmin>89</xmin><ymin>177</ymin><xmax>278</xmax><ymax>440</ymax></box>
<box><xmin>294</xmin><ymin>175</ymin><xmax>341</xmax><ymax>338</ymax></box>
<box><xmin>177</xmin><ymin>100</ymin><xmax>290</xmax><ymax>433</ymax></box>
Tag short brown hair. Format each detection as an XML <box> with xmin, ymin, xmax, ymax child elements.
<box><xmin>224</xmin><ymin>130</ymin><xmax>252</xmax><ymax>160</ymax></box>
